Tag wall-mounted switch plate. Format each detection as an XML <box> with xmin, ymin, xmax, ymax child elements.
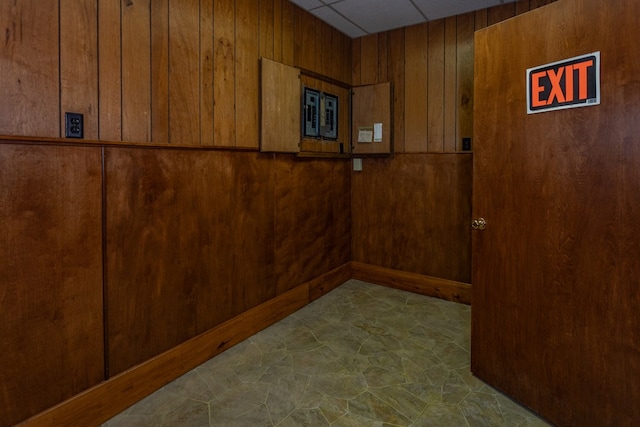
<box><xmin>462</xmin><ymin>137</ymin><xmax>472</xmax><ymax>151</ymax></box>
<box><xmin>353</xmin><ymin>158</ymin><xmax>362</xmax><ymax>172</ymax></box>
<box><xmin>65</xmin><ymin>112</ymin><xmax>84</xmax><ymax>138</ymax></box>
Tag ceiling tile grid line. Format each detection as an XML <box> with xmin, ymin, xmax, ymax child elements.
<box><xmin>289</xmin><ymin>0</ymin><xmax>517</xmax><ymax>38</ymax></box>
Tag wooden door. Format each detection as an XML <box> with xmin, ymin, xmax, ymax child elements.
<box><xmin>472</xmin><ymin>0</ymin><xmax>640</xmax><ymax>425</ymax></box>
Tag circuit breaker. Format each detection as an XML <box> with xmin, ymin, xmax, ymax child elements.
<box><xmin>303</xmin><ymin>88</ymin><xmax>320</xmax><ymax>137</ymax></box>
<box><xmin>320</xmin><ymin>93</ymin><xmax>338</xmax><ymax>139</ymax></box>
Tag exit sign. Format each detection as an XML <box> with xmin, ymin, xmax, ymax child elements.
<box><xmin>527</xmin><ymin>52</ymin><xmax>600</xmax><ymax>114</ymax></box>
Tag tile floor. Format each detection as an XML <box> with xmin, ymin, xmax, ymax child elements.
<box><xmin>103</xmin><ymin>280</ymin><xmax>550</xmax><ymax>426</ymax></box>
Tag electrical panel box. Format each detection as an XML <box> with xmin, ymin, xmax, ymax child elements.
<box><xmin>303</xmin><ymin>87</ymin><xmax>320</xmax><ymax>137</ymax></box>
<box><xmin>320</xmin><ymin>93</ymin><xmax>338</xmax><ymax>139</ymax></box>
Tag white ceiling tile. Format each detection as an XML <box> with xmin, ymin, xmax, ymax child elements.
<box><xmin>413</xmin><ymin>0</ymin><xmax>511</xmax><ymax>20</ymax></box>
<box><xmin>331</xmin><ymin>0</ymin><xmax>425</xmax><ymax>34</ymax></box>
<box><xmin>288</xmin><ymin>0</ymin><xmax>522</xmax><ymax>38</ymax></box>
<box><xmin>309</xmin><ymin>6</ymin><xmax>368</xmax><ymax>38</ymax></box>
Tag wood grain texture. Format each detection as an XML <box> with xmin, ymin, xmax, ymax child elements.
<box><xmin>388</xmin><ymin>28</ymin><xmax>405</xmax><ymax>152</ymax></box>
<box><xmin>404</xmin><ymin>23</ymin><xmax>428</xmax><ymax>152</ymax></box>
<box><xmin>456</xmin><ymin>12</ymin><xmax>475</xmax><ymax>149</ymax></box>
<box><xmin>352</xmin><ymin>262</ymin><xmax>471</xmax><ymax>305</ymax></box>
<box><xmin>98</xmin><ymin>0</ymin><xmax>122</xmax><ymax>141</ymax></box>
<box><xmin>351</xmin><ymin>82</ymin><xmax>392</xmax><ymax>155</ymax></box>
<box><xmin>105</xmin><ymin>148</ymin><xmax>276</xmax><ymax>374</ymax></box>
<box><xmin>472</xmin><ymin>0</ymin><xmax>639</xmax><ymax>424</ymax></box>
<box><xmin>260</xmin><ymin>58</ymin><xmax>301</xmax><ymax>153</ymax></box>
<box><xmin>274</xmin><ymin>155</ymin><xmax>351</xmax><ymax>295</ymax></box>
<box><xmin>0</xmin><ymin>144</ymin><xmax>103</xmax><ymax>427</ymax></box>
<box><xmin>427</xmin><ymin>19</ymin><xmax>445</xmax><ymax>152</ymax></box>
<box><xmin>443</xmin><ymin>16</ymin><xmax>457</xmax><ymax>152</ymax></box>
<box><xmin>352</xmin><ymin>154</ymin><xmax>472</xmax><ymax>283</ymax></box>
<box><xmin>122</xmin><ymin>0</ymin><xmax>151</xmax><ymax>142</ymax></box>
<box><xmin>235</xmin><ymin>0</ymin><xmax>260</xmax><ymax>148</ymax></box>
<box><xmin>213</xmin><ymin>0</ymin><xmax>236</xmax><ymax>146</ymax></box>
<box><xmin>169</xmin><ymin>0</ymin><xmax>200</xmax><ymax>145</ymax></box>
<box><xmin>200</xmin><ymin>0</ymin><xmax>215</xmax><ymax>146</ymax></box>
<box><xmin>60</xmin><ymin>0</ymin><xmax>98</xmax><ymax>140</ymax></box>
<box><xmin>151</xmin><ymin>0</ymin><xmax>170</xmax><ymax>144</ymax></box>
<box><xmin>0</xmin><ymin>0</ymin><xmax>58</xmax><ymax>137</ymax></box>
<box><xmin>360</xmin><ymin>34</ymin><xmax>379</xmax><ymax>85</ymax></box>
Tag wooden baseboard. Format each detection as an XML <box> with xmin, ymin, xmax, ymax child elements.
<box><xmin>18</xmin><ymin>261</ymin><xmax>457</xmax><ymax>426</ymax></box>
<box><xmin>19</xmin><ymin>283</ymin><xmax>311</xmax><ymax>426</ymax></box>
<box><xmin>351</xmin><ymin>262</ymin><xmax>472</xmax><ymax>305</ymax></box>
<box><xmin>308</xmin><ymin>262</ymin><xmax>353</xmax><ymax>301</ymax></box>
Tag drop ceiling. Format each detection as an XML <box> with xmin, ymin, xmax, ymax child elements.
<box><xmin>289</xmin><ymin>0</ymin><xmax>519</xmax><ymax>38</ymax></box>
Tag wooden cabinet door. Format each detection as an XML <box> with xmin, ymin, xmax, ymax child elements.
<box><xmin>472</xmin><ymin>0</ymin><xmax>640</xmax><ymax>425</ymax></box>
<box><xmin>260</xmin><ymin>57</ymin><xmax>301</xmax><ymax>153</ymax></box>
<box><xmin>352</xmin><ymin>82</ymin><xmax>392</xmax><ymax>155</ymax></box>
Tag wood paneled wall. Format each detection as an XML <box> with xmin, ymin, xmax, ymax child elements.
<box><xmin>350</xmin><ymin>0</ymin><xmax>556</xmax><ymax>283</ymax></box>
<box><xmin>352</xmin><ymin>154</ymin><xmax>472</xmax><ymax>283</ymax></box>
<box><xmin>0</xmin><ymin>142</ymin><xmax>351</xmax><ymax>425</ymax></box>
<box><xmin>0</xmin><ymin>0</ymin><xmax>351</xmax><ymax>147</ymax></box>
<box><xmin>351</xmin><ymin>0</ymin><xmax>557</xmax><ymax>153</ymax></box>
<box><xmin>0</xmin><ymin>144</ymin><xmax>104</xmax><ymax>427</ymax></box>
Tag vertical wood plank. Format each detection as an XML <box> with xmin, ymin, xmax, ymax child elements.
<box><xmin>122</xmin><ymin>0</ymin><xmax>151</xmax><ymax>142</ymax></box>
<box><xmin>488</xmin><ymin>3</ymin><xmax>516</xmax><ymax>26</ymax></box>
<box><xmin>60</xmin><ymin>0</ymin><xmax>98</xmax><ymax>140</ymax></box>
<box><xmin>475</xmin><ymin>9</ymin><xmax>488</xmax><ymax>30</ymax></box>
<box><xmin>360</xmin><ymin>34</ymin><xmax>378</xmax><ymax>85</ymax></box>
<box><xmin>320</xmin><ymin>21</ymin><xmax>333</xmax><ymax>78</ymax></box>
<box><xmin>378</xmin><ymin>32</ymin><xmax>388</xmax><ymax>83</ymax></box>
<box><xmin>98</xmin><ymin>0</ymin><xmax>122</xmax><ymax>141</ymax></box>
<box><xmin>296</xmin><ymin>8</ymin><xmax>316</xmax><ymax>71</ymax></box>
<box><xmin>330</xmin><ymin>25</ymin><xmax>343</xmax><ymax>82</ymax></box>
<box><xmin>200</xmin><ymin>0</ymin><xmax>215</xmax><ymax>146</ymax></box>
<box><xmin>427</xmin><ymin>20</ymin><xmax>445</xmax><ymax>152</ymax></box>
<box><xmin>340</xmin><ymin>32</ymin><xmax>352</xmax><ymax>85</ymax></box>
<box><xmin>273</xmin><ymin>0</ymin><xmax>283</xmax><ymax>62</ymax></box>
<box><xmin>0</xmin><ymin>144</ymin><xmax>104</xmax><ymax>426</ymax></box>
<box><xmin>388</xmin><ymin>28</ymin><xmax>405</xmax><ymax>152</ymax></box>
<box><xmin>351</xmin><ymin>37</ymin><xmax>362</xmax><ymax>86</ymax></box>
<box><xmin>151</xmin><ymin>0</ymin><xmax>170</xmax><ymax>144</ymax></box>
<box><xmin>404</xmin><ymin>23</ymin><xmax>428</xmax><ymax>152</ymax></box>
<box><xmin>0</xmin><ymin>1</ymin><xmax>59</xmax><ymax>137</ymax></box>
<box><xmin>213</xmin><ymin>0</ymin><xmax>236</xmax><ymax>146</ymax></box>
<box><xmin>169</xmin><ymin>0</ymin><xmax>200</xmax><ymax>145</ymax></box>
<box><xmin>260</xmin><ymin>0</ymin><xmax>274</xmax><ymax>59</ymax></box>
<box><xmin>281</xmin><ymin>0</ymin><xmax>295</xmax><ymax>66</ymax></box>
<box><xmin>516</xmin><ymin>0</ymin><xmax>531</xmax><ymax>15</ymax></box>
<box><xmin>456</xmin><ymin>12</ymin><xmax>474</xmax><ymax>150</ymax></box>
<box><xmin>443</xmin><ymin>16</ymin><xmax>457</xmax><ymax>152</ymax></box>
<box><xmin>235</xmin><ymin>0</ymin><xmax>260</xmax><ymax>148</ymax></box>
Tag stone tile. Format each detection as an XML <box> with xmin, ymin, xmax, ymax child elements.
<box><xmin>309</xmin><ymin>373</ymin><xmax>368</xmax><ymax>400</ymax></box>
<box><xmin>411</xmin><ymin>402</ymin><xmax>468</xmax><ymax>426</ymax></box>
<box><xmin>160</xmin><ymin>398</ymin><xmax>209</xmax><ymax>427</ymax></box>
<box><xmin>369</xmin><ymin>384</ymin><xmax>427</xmax><ymax>422</ymax></box>
<box><xmin>278</xmin><ymin>408</ymin><xmax>330</xmax><ymax>426</ymax></box>
<box><xmin>210</xmin><ymin>404</ymin><xmax>272</xmax><ymax>427</ymax></box>
<box><xmin>265</xmin><ymin>372</ymin><xmax>310</xmax><ymax>424</ymax></box>
<box><xmin>209</xmin><ymin>382</ymin><xmax>270</xmax><ymax>420</ymax></box>
<box><xmin>161</xmin><ymin>370</ymin><xmax>216</xmax><ymax>402</ymax></box>
<box><xmin>104</xmin><ymin>280</ymin><xmax>550</xmax><ymax>427</ymax></box>
<box><xmin>347</xmin><ymin>391</ymin><xmax>411</xmax><ymax>425</ymax></box>
<box><xmin>103</xmin><ymin>414</ymin><xmax>163</xmax><ymax>427</ymax></box>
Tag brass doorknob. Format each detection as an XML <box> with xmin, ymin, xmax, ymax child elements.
<box><xmin>472</xmin><ymin>218</ymin><xmax>487</xmax><ymax>230</ymax></box>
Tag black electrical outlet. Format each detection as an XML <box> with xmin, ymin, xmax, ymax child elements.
<box><xmin>65</xmin><ymin>112</ymin><xmax>84</xmax><ymax>138</ymax></box>
<box><xmin>462</xmin><ymin>137</ymin><xmax>472</xmax><ymax>151</ymax></box>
